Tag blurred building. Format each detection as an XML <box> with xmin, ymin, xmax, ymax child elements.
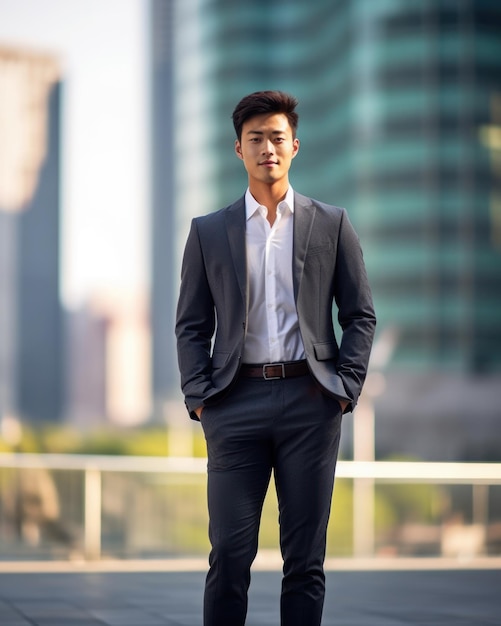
<box><xmin>149</xmin><ymin>0</ymin><xmax>178</xmax><ymax>420</ymax></box>
<box><xmin>65</xmin><ymin>293</ymin><xmax>151</xmax><ymax>428</ymax></box>
<box><xmin>105</xmin><ymin>293</ymin><xmax>152</xmax><ymax>426</ymax></box>
<box><xmin>332</xmin><ymin>0</ymin><xmax>501</xmax><ymax>460</ymax></box>
<box><xmin>0</xmin><ymin>45</ymin><xmax>63</xmax><ymax>426</ymax></box>
<box><xmin>153</xmin><ymin>0</ymin><xmax>501</xmax><ymax>458</ymax></box>
<box><xmin>64</xmin><ymin>304</ymin><xmax>109</xmax><ymax>429</ymax></box>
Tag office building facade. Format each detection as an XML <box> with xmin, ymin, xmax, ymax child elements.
<box><xmin>153</xmin><ymin>0</ymin><xmax>501</xmax><ymax>456</ymax></box>
<box><xmin>149</xmin><ymin>0</ymin><xmax>178</xmax><ymax>418</ymax></box>
<box><xmin>200</xmin><ymin>0</ymin><xmax>501</xmax><ymax>376</ymax></box>
<box><xmin>0</xmin><ymin>46</ymin><xmax>63</xmax><ymax>425</ymax></box>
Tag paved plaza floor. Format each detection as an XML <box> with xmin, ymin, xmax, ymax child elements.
<box><xmin>0</xmin><ymin>564</ymin><xmax>500</xmax><ymax>625</ymax></box>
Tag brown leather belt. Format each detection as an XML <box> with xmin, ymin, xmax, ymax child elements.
<box><xmin>240</xmin><ymin>360</ymin><xmax>309</xmax><ymax>380</ymax></box>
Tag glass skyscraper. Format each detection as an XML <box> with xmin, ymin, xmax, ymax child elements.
<box><xmin>154</xmin><ymin>0</ymin><xmax>501</xmax><ymax>456</ymax></box>
<box><xmin>199</xmin><ymin>0</ymin><xmax>501</xmax><ymax>377</ymax></box>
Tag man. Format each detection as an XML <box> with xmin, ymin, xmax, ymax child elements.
<box><xmin>176</xmin><ymin>91</ymin><xmax>376</xmax><ymax>626</ymax></box>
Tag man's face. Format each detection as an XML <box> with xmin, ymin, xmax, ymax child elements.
<box><xmin>235</xmin><ymin>113</ymin><xmax>299</xmax><ymax>187</ymax></box>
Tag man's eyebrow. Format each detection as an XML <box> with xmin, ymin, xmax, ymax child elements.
<box><xmin>246</xmin><ymin>129</ymin><xmax>286</xmax><ymax>135</ymax></box>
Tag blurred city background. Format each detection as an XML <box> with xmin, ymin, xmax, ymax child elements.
<box><xmin>0</xmin><ymin>0</ymin><xmax>500</xmax><ymax>564</ymax></box>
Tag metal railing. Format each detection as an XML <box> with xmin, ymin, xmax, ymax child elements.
<box><xmin>1</xmin><ymin>454</ymin><xmax>500</xmax><ymax>562</ymax></box>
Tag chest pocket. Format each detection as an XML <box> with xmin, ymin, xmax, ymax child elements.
<box><xmin>307</xmin><ymin>242</ymin><xmax>333</xmax><ymax>258</ymax></box>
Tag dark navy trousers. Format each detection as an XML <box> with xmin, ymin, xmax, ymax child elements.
<box><xmin>200</xmin><ymin>372</ymin><xmax>342</xmax><ymax>626</ymax></box>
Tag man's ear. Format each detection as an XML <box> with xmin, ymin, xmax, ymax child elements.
<box><xmin>292</xmin><ymin>137</ymin><xmax>300</xmax><ymax>158</ymax></box>
<box><xmin>235</xmin><ymin>139</ymin><xmax>243</xmax><ymax>160</ymax></box>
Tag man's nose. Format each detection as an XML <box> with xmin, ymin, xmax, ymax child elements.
<box><xmin>262</xmin><ymin>140</ymin><xmax>274</xmax><ymax>154</ymax></box>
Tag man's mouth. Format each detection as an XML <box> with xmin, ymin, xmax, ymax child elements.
<box><xmin>260</xmin><ymin>160</ymin><xmax>277</xmax><ymax>166</ymax></box>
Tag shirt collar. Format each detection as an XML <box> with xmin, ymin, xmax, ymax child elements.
<box><xmin>245</xmin><ymin>187</ymin><xmax>294</xmax><ymax>221</ymax></box>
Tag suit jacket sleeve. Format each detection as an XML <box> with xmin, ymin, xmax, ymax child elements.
<box><xmin>334</xmin><ymin>209</ymin><xmax>376</xmax><ymax>410</ymax></box>
<box><xmin>175</xmin><ymin>218</ymin><xmax>215</xmax><ymax>419</ymax></box>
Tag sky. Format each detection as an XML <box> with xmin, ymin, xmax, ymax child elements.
<box><xmin>0</xmin><ymin>0</ymin><xmax>149</xmax><ymax>308</ymax></box>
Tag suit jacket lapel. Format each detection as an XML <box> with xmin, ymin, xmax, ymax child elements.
<box><xmin>224</xmin><ymin>192</ymin><xmax>315</xmax><ymax>307</ymax></box>
<box><xmin>293</xmin><ymin>192</ymin><xmax>316</xmax><ymax>302</ymax></box>
<box><xmin>225</xmin><ymin>196</ymin><xmax>247</xmax><ymax>304</ymax></box>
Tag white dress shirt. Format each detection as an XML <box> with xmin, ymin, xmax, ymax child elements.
<box><xmin>242</xmin><ymin>187</ymin><xmax>305</xmax><ymax>364</ymax></box>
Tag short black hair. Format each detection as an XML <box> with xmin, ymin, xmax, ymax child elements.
<box><xmin>232</xmin><ymin>91</ymin><xmax>299</xmax><ymax>141</ymax></box>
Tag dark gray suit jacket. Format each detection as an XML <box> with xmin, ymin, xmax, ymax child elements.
<box><xmin>176</xmin><ymin>192</ymin><xmax>376</xmax><ymax>420</ymax></box>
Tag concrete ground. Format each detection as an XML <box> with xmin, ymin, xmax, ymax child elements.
<box><xmin>0</xmin><ymin>563</ymin><xmax>500</xmax><ymax>625</ymax></box>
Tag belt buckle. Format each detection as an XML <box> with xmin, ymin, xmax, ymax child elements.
<box><xmin>262</xmin><ymin>363</ymin><xmax>285</xmax><ymax>380</ymax></box>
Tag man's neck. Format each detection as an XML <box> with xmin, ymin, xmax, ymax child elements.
<box><xmin>248</xmin><ymin>180</ymin><xmax>289</xmax><ymax>223</ymax></box>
